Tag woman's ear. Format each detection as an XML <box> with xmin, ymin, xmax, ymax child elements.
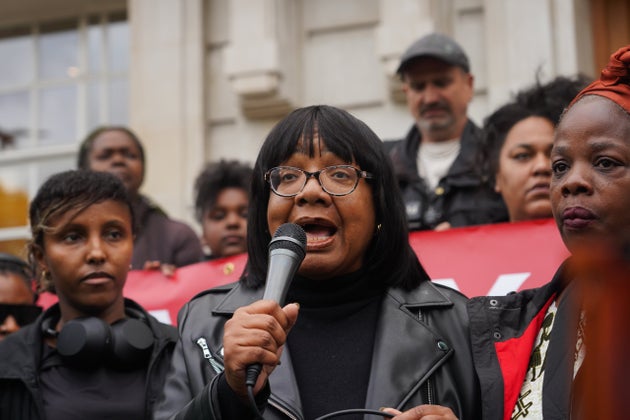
<box><xmin>494</xmin><ymin>172</ymin><xmax>502</xmax><ymax>194</ymax></box>
<box><xmin>32</xmin><ymin>244</ymin><xmax>54</xmax><ymax>294</ymax></box>
<box><xmin>32</xmin><ymin>244</ymin><xmax>47</xmax><ymax>273</ymax></box>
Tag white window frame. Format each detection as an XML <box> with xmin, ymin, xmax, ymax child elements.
<box><xmin>0</xmin><ymin>11</ymin><xmax>128</xmax><ymax>245</ymax></box>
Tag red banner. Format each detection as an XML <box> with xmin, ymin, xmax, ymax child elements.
<box><xmin>38</xmin><ymin>218</ymin><xmax>568</xmax><ymax>325</ymax></box>
<box><xmin>410</xmin><ymin>218</ymin><xmax>568</xmax><ymax>296</ymax></box>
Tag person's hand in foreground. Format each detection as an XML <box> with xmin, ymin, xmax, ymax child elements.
<box><xmin>381</xmin><ymin>404</ymin><xmax>458</xmax><ymax>420</ymax></box>
<box><xmin>223</xmin><ymin>300</ymin><xmax>299</xmax><ymax>396</ymax></box>
<box><xmin>142</xmin><ymin>260</ymin><xmax>176</xmax><ymax>277</ymax></box>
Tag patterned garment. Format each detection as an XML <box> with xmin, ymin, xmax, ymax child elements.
<box><xmin>511</xmin><ymin>301</ymin><xmax>558</xmax><ymax>420</ymax></box>
<box><xmin>574</xmin><ymin>311</ymin><xmax>586</xmax><ymax>379</ymax></box>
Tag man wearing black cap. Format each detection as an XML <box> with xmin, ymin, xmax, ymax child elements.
<box><xmin>386</xmin><ymin>32</ymin><xmax>507</xmax><ymax>231</ymax></box>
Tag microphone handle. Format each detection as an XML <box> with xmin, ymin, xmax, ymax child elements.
<box><xmin>263</xmin><ymin>248</ymin><xmax>303</xmax><ymax>304</ymax></box>
<box><xmin>245</xmin><ymin>249</ymin><xmax>302</xmax><ymax>388</ymax></box>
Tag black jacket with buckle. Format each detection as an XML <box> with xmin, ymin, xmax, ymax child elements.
<box><xmin>386</xmin><ymin>122</ymin><xmax>508</xmax><ymax>230</ymax></box>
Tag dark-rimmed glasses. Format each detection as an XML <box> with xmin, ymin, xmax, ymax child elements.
<box><xmin>265</xmin><ymin>165</ymin><xmax>373</xmax><ymax>197</ymax></box>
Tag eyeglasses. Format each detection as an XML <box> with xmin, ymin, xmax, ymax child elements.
<box><xmin>265</xmin><ymin>165</ymin><xmax>374</xmax><ymax>197</ymax></box>
<box><xmin>0</xmin><ymin>303</ymin><xmax>42</xmax><ymax>327</ymax></box>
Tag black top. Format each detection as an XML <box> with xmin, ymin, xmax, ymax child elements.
<box><xmin>0</xmin><ymin>299</ymin><xmax>177</xmax><ymax>420</ymax></box>
<box><xmin>286</xmin><ymin>271</ymin><xmax>385</xmax><ymax>419</ymax></box>
<box><xmin>40</xmin><ymin>345</ymin><xmax>147</xmax><ymax>420</ymax></box>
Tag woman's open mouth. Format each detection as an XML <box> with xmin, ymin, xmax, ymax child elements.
<box><xmin>297</xmin><ymin>220</ymin><xmax>338</xmax><ymax>250</ymax></box>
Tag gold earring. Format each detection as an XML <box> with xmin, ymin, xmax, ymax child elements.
<box><xmin>38</xmin><ymin>269</ymin><xmax>56</xmax><ymax>294</ymax></box>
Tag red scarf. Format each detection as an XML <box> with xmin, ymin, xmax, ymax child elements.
<box><xmin>569</xmin><ymin>45</ymin><xmax>630</xmax><ymax>112</ymax></box>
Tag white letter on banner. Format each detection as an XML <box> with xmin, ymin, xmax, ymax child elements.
<box><xmin>148</xmin><ymin>309</ymin><xmax>172</xmax><ymax>325</ymax></box>
<box><xmin>432</xmin><ymin>279</ymin><xmax>460</xmax><ymax>291</ymax></box>
<box><xmin>486</xmin><ymin>273</ymin><xmax>530</xmax><ymax>296</ymax></box>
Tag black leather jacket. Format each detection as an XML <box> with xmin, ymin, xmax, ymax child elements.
<box><xmin>386</xmin><ymin>121</ymin><xmax>508</xmax><ymax>230</ymax></box>
<box><xmin>154</xmin><ymin>280</ymin><xmax>481</xmax><ymax>420</ymax></box>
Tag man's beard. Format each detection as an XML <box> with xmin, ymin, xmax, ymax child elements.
<box><xmin>416</xmin><ymin>102</ymin><xmax>456</xmax><ymax>136</ymax></box>
<box><xmin>417</xmin><ymin>113</ymin><xmax>456</xmax><ymax>136</ymax></box>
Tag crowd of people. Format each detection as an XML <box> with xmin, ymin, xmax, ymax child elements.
<box><xmin>0</xmin><ymin>31</ymin><xmax>629</xmax><ymax>420</ymax></box>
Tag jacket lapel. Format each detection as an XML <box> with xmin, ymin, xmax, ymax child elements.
<box><xmin>364</xmin><ymin>284</ymin><xmax>454</xmax><ymax>411</ymax></box>
<box><xmin>268</xmin><ymin>348</ymin><xmax>303</xmax><ymax>415</ymax></box>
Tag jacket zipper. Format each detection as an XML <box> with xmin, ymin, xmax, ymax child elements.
<box><xmin>196</xmin><ymin>337</ymin><xmax>224</xmax><ymax>374</ymax></box>
<box><xmin>426</xmin><ymin>378</ymin><xmax>434</xmax><ymax>405</ymax></box>
<box><xmin>196</xmin><ymin>337</ymin><xmax>301</xmax><ymax>419</ymax></box>
<box><xmin>417</xmin><ymin>309</ymin><xmax>434</xmax><ymax>405</ymax></box>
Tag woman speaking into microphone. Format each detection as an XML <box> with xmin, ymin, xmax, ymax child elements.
<box><xmin>154</xmin><ymin>105</ymin><xmax>480</xmax><ymax>420</ymax></box>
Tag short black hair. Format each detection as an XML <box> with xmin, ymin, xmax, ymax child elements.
<box><xmin>0</xmin><ymin>253</ymin><xmax>35</xmax><ymax>302</ymax></box>
<box><xmin>244</xmin><ymin>105</ymin><xmax>428</xmax><ymax>290</ymax></box>
<box><xmin>483</xmin><ymin>74</ymin><xmax>591</xmax><ymax>185</ymax></box>
<box><xmin>193</xmin><ymin>160</ymin><xmax>253</xmax><ymax>222</ymax></box>
<box><xmin>28</xmin><ymin>170</ymin><xmax>134</xmax><ymax>292</ymax></box>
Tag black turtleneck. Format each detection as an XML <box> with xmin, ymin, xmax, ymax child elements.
<box><xmin>285</xmin><ymin>270</ymin><xmax>385</xmax><ymax>420</ymax></box>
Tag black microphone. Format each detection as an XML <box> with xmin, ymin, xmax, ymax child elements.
<box><xmin>263</xmin><ymin>223</ymin><xmax>307</xmax><ymax>303</ymax></box>
<box><xmin>245</xmin><ymin>223</ymin><xmax>307</xmax><ymax>387</ymax></box>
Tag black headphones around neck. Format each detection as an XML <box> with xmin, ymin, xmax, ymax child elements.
<box><xmin>41</xmin><ymin>307</ymin><xmax>154</xmax><ymax>370</ymax></box>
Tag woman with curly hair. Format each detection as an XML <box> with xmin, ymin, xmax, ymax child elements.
<box><xmin>482</xmin><ymin>74</ymin><xmax>590</xmax><ymax>222</ymax></box>
<box><xmin>194</xmin><ymin>160</ymin><xmax>253</xmax><ymax>259</ymax></box>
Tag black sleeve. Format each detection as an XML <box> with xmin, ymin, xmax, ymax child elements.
<box><xmin>214</xmin><ymin>373</ymin><xmax>271</xmax><ymax>419</ymax></box>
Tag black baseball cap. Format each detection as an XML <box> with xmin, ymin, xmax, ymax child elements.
<box><xmin>397</xmin><ymin>32</ymin><xmax>470</xmax><ymax>75</ymax></box>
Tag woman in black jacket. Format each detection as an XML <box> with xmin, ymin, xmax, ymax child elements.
<box><xmin>154</xmin><ymin>105</ymin><xmax>479</xmax><ymax>420</ymax></box>
<box><xmin>0</xmin><ymin>170</ymin><xmax>177</xmax><ymax>420</ymax></box>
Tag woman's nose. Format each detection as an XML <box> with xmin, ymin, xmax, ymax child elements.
<box><xmin>560</xmin><ymin>165</ymin><xmax>593</xmax><ymax>196</ymax></box>
<box><xmin>297</xmin><ymin>174</ymin><xmax>330</xmax><ymax>204</ymax></box>
<box><xmin>110</xmin><ymin>151</ymin><xmax>127</xmax><ymax>166</ymax></box>
<box><xmin>0</xmin><ymin>315</ymin><xmax>20</xmax><ymax>336</ymax></box>
<box><xmin>86</xmin><ymin>238</ymin><xmax>107</xmax><ymax>264</ymax></box>
<box><xmin>533</xmin><ymin>153</ymin><xmax>552</xmax><ymax>175</ymax></box>
<box><xmin>225</xmin><ymin>211</ymin><xmax>244</xmax><ymax>227</ymax></box>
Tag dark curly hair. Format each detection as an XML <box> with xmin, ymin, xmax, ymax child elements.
<box><xmin>27</xmin><ymin>170</ymin><xmax>134</xmax><ymax>293</ymax></box>
<box><xmin>193</xmin><ymin>160</ymin><xmax>253</xmax><ymax>223</ymax></box>
<box><xmin>244</xmin><ymin>105</ymin><xmax>428</xmax><ymax>291</ymax></box>
<box><xmin>483</xmin><ymin>74</ymin><xmax>592</xmax><ymax>185</ymax></box>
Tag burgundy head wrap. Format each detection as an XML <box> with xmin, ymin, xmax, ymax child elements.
<box><xmin>569</xmin><ymin>45</ymin><xmax>630</xmax><ymax>113</ymax></box>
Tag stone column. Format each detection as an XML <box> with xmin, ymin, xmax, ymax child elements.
<box><xmin>128</xmin><ymin>0</ymin><xmax>205</xmax><ymax>224</ymax></box>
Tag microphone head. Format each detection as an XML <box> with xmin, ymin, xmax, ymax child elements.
<box><xmin>269</xmin><ymin>223</ymin><xmax>307</xmax><ymax>260</ymax></box>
